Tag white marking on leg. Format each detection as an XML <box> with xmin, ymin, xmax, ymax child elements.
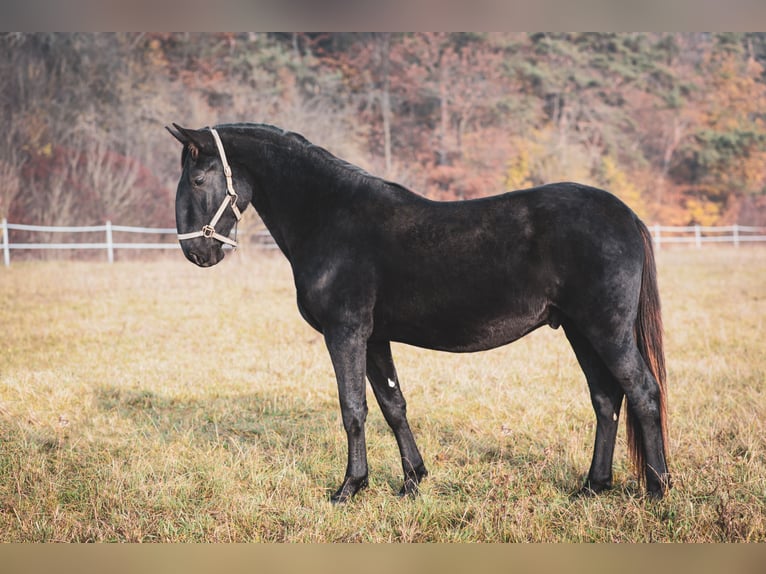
<box><xmin>387</xmin><ymin>378</ymin><xmax>396</xmax><ymax>388</ymax></box>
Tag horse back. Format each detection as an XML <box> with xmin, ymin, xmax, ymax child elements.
<box><xmin>372</xmin><ymin>181</ymin><xmax>643</xmax><ymax>294</ymax></box>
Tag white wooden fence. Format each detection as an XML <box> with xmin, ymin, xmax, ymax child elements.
<box><xmin>1</xmin><ymin>220</ymin><xmax>179</xmax><ymax>266</ymax></box>
<box><xmin>2</xmin><ymin>218</ymin><xmax>765</xmax><ymax>266</ymax></box>
<box><xmin>0</xmin><ymin>218</ymin><xmax>275</xmax><ymax>266</ymax></box>
<box><xmin>650</xmin><ymin>224</ymin><xmax>766</xmax><ymax>248</ymax></box>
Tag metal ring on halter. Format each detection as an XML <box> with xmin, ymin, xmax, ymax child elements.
<box><xmin>202</xmin><ymin>225</ymin><xmax>216</xmax><ymax>238</ymax></box>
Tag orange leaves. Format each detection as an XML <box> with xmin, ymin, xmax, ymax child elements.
<box><xmin>4</xmin><ymin>33</ymin><xmax>766</xmax><ymax>227</ymax></box>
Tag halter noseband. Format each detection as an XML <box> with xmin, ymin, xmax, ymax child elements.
<box><xmin>177</xmin><ymin>128</ymin><xmax>243</xmax><ymax>248</ymax></box>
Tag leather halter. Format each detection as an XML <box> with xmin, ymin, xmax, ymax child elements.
<box><xmin>177</xmin><ymin>128</ymin><xmax>242</xmax><ymax>247</ymax></box>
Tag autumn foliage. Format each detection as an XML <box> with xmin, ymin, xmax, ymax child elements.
<box><xmin>2</xmin><ymin>32</ymin><xmax>766</xmax><ymax>227</ymax></box>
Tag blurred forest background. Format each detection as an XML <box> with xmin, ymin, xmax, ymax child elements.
<box><xmin>2</xmin><ymin>32</ymin><xmax>766</xmax><ymax>228</ymax></box>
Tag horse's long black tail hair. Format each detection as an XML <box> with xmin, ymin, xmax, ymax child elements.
<box><xmin>627</xmin><ymin>220</ymin><xmax>669</xmax><ymax>485</ymax></box>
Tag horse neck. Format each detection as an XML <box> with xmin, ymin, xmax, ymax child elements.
<box><xmin>234</xmin><ymin>134</ymin><xmax>357</xmax><ymax>258</ymax></box>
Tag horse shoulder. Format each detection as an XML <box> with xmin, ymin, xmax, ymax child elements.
<box><xmin>293</xmin><ymin>245</ymin><xmax>379</xmax><ymax>332</ymax></box>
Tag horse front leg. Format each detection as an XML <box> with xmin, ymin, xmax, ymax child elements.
<box><xmin>366</xmin><ymin>340</ymin><xmax>428</xmax><ymax>497</ymax></box>
<box><xmin>324</xmin><ymin>326</ymin><xmax>370</xmax><ymax>503</ymax></box>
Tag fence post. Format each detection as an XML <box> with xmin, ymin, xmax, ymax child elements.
<box><xmin>733</xmin><ymin>223</ymin><xmax>740</xmax><ymax>248</ymax></box>
<box><xmin>694</xmin><ymin>224</ymin><xmax>701</xmax><ymax>248</ymax></box>
<box><xmin>106</xmin><ymin>220</ymin><xmax>114</xmax><ymax>264</ymax></box>
<box><xmin>653</xmin><ymin>223</ymin><xmax>661</xmax><ymax>250</ymax></box>
<box><xmin>2</xmin><ymin>218</ymin><xmax>9</xmax><ymax>267</ymax></box>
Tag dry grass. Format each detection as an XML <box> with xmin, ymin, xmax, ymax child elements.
<box><xmin>0</xmin><ymin>247</ymin><xmax>764</xmax><ymax>542</ymax></box>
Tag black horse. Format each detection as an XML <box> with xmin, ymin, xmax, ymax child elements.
<box><xmin>167</xmin><ymin>122</ymin><xmax>670</xmax><ymax>501</ymax></box>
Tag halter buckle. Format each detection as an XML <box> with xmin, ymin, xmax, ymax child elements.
<box><xmin>202</xmin><ymin>225</ymin><xmax>216</xmax><ymax>238</ymax></box>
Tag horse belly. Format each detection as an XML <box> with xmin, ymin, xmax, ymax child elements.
<box><xmin>376</xmin><ymin>289</ymin><xmax>552</xmax><ymax>353</ymax></box>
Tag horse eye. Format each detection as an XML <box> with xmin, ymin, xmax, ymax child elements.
<box><xmin>193</xmin><ymin>175</ymin><xmax>205</xmax><ymax>186</ymax></box>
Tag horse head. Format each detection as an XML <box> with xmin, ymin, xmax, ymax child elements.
<box><xmin>167</xmin><ymin>123</ymin><xmax>252</xmax><ymax>267</ymax></box>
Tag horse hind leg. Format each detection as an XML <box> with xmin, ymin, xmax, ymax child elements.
<box><xmin>563</xmin><ymin>320</ymin><xmax>624</xmax><ymax>495</ymax></box>
<box><xmin>587</xmin><ymin>331</ymin><xmax>670</xmax><ymax>498</ymax></box>
<box><xmin>366</xmin><ymin>340</ymin><xmax>428</xmax><ymax>497</ymax></box>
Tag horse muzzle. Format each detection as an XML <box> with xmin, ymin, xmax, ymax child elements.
<box><xmin>182</xmin><ymin>241</ymin><xmax>225</xmax><ymax>267</ymax></box>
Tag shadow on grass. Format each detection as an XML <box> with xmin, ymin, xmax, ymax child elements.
<box><xmin>93</xmin><ymin>385</ymin><xmax>336</xmax><ymax>450</ymax></box>
<box><xmin>92</xmin><ymin>385</ymin><xmax>367</xmax><ymax>500</ymax></box>
<box><xmin>420</xmin><ymin>425</ymin><xmax>646</xmax><ymax>502</ymax></box>
<box><xmin>87</xmin><ymin>386</ymin><xmax>645</xmax><ymax>503</ymax></box>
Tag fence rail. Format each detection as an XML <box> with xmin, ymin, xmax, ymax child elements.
<box><xmin>1</xmin><ymin>219</ymin><xmax>276</xmax><ymax>266</ymax></box>
<box><xmin>2</xmin><ymin>218</ymin><xmax>766</xmax><ymax>266</ymax></box>
<box><xmin>651</xmin><ymin>224</ymin><xmax>766</xmax><ymax>248</ymax></box>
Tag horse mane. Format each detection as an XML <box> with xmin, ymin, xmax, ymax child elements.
<box><xmin>216</xmin><ymin>122</ymin><xmax>403</xmax><ymax>193</ymax></box>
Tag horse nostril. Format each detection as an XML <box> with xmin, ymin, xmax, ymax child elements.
<box><xmin>188</xmin><ymin>251</ymin><xmax>204</xmax><ymax>266</ymax></box>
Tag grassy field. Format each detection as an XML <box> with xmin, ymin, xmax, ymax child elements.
<box><xmin>0</xmin><ymin>247</ymin><xmax>764</xmax><ymax>542</ymax></box>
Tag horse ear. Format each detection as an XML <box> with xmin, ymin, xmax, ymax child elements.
<box><xmin>166</xmin><ymin>123</ymin><xmax>213</xmax><ymax>154</ymax></box>
<box><xmin>166</xmin><ymin>124</ymin><xmax>188</xmax><ymax>145</ymax></box>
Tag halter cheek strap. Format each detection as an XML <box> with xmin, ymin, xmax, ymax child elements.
<box><xmin>177</xmin><ymin>128</ymin><xmax>243</xmax><ymax>248</ymax></box>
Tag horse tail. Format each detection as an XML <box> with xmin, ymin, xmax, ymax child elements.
<box><xmin>626</xmin><ymin>219</ymin><xmax>668</xmax><ymax>485</ymax></box>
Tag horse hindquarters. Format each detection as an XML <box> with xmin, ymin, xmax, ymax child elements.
<box><xmin>563</xmin><ymin>219</ymin><xmax>670</xmax><ymax>498</ymax></box>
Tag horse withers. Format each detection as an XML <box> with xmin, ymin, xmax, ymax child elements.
<box><xmin>167</xmin><ymin>122</ymin><xmax>671</xmax><ymax>502</ymax></box>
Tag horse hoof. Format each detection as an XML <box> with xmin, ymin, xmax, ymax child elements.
<box><xmin>646</xmin><ymin>473</ymin><xmax>672</xmax><ymax>500</ymax></box>
<box><xmin>397</xmin><ymin>466</ymin><xmax>428</xmax><ymax>498</ymax></box>
<box><xmin>330</xmin><ymin>476</ymin><xmax>368</xmax><ymax>504</ymax></box>
<box><xmin>574</xmin><ymin>480</ymin><xmax>611</xmax><ymax>498</ymax></box>
<box><xmin>397</xmin><ymin>479</ymin><xmax>420</xmax><ymax>498</ymax></box>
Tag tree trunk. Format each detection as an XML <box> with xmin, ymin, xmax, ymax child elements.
<box><xmin>379</xmin><ymin>33</ymin><xmax>393</xmax><ymax>176</ymax></box>
<box><xmin>437</xmin><ymin>62</ymin><xmax>449</xmax><ymax>166</ymax></box>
